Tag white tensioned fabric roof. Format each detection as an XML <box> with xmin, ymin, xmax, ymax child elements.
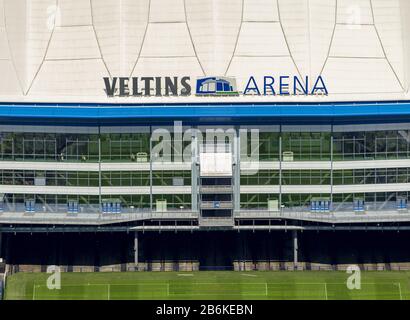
<box><xmin>0</xmin><ymin>0</ymin><xmax>409</xmax><ymax>104</ymax></box>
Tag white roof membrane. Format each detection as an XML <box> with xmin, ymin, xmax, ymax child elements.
<box><xmin>0</xmin><ymin>0</ymin><xmax>409</xmax><ymax>103</ymax></box>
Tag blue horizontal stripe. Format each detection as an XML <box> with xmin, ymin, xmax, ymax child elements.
<box><xmin>0</xmin><ymin>101</ymin><xmax>409</xmax><ymax>123</ymax></box>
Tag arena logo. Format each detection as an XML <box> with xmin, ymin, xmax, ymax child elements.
<box><xmin>243</xmin><ymin>75</ymin><xmax>328</xmax><ymax>96</ymax></box>
<box><xmin>195</xmin><ymin>77</ymin><xmax>239</xmax><ymax>96</ymax></box>
<box><xmin>103</xmin><ymin>77</ymin><xmax>191</xmax><ymax>97</ymax></box>
<box><xmin>195</xmin><ymin>75</ymin><xmax>328</xmax><ymax>96</ymax></box>
<box><xmin>103</xmin><ymin>75</ymin><xmax>328</xmax><ymax>97</ymax></box>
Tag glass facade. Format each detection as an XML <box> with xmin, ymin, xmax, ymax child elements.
<box><xmin>101</xmin><ymin>171</ymin><xmax>150</xmax><ymax>186</ymax></box>
<box><xmin>101</xmin><ymin>133</ymin><xmax>150</xmax><ymax>161</ymax></box>
<box><xmin>333</xmin><ymin>130</ymin><xmax>410</xmax><ymax>160</ymax></box>
<box><xmin>2</xmin><ymin>127</ymin><xmax>410</xmax><ymax>162</ymax></box>
<box><xmin>281</xmin><ymin>132</ymin><xmax>331</xmax><ymax>160</ymax></box>
<box><xmin>242</xmin><ymin>132</ymin><xmax>280</xmax><ymax>161</ymax></box>
<box><xmin>240</xmin><ymin>193</ymin><xmax>279</xmax><ymax>209</ymax></box>
<box><xmin>0</xmin><ymin>132</ymin><xmax>100</xmax><ymax>161</ymax></box>
<box><xmin>0</xmin><ymin>170</ymin><xmax>99</xmax><ymax>186</ymax></box>
<box><xmin>333</xmin><ymin>168</ymin><xmax>410</xmax><ymax>185</ymax></box>
<box><xmin>1</xmin><ymin>124</ymin><xmax>410</xmax><ymax>216</ymax></box>
<box><xmin>281</xmin><ymin>170</ymin><xmax>331</xmax><ymax>185</ymax></box>
<box><xmin>241</xmin><ymin>170</ymin><xmax>279</xmax><ymax>185</ymax></box>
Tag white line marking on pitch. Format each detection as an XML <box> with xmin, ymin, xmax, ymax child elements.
<box><xmin>32</xmin><ymin>284</ymin><xmax>37</xmax><ymax>300</ymax></box>
<box><xmin>177</xmin><ymin>274</ymin><xmax>194</xmax><ymax>276</ymax></box>
<box><xmin>396</xmin><ymin>282</ymin><xmax>403</xmax><ymax>300</ymax></box>
<box><xmin>241</xmin><ymin>274</ymin><xmax>257</xmax><ymax>277</ymax></box>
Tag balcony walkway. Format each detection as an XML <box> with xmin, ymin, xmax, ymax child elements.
<box><xmin>0</xmin><ymin>206</ymin><xmax>410</xmax><ymax>225</ymax></box>
<box><xmin>0</xmin><ymin>206</ymin><xmax>198</xmax><ymax>225</ymax></box>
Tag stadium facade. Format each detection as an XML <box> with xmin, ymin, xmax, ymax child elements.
<box><xmin>1</xmin><ymin>0</ymin><xmax>410</xmax><ymax>271</ymax></box>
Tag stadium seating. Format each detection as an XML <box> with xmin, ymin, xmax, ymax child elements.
<box><xmin>178</xmin><ymin>261</ymin><xmax>191</xmax><ymax>272</ymax></box>
<box><xmin>149</xmin><ymin>261</ymin><xmax>162</xmax><ymax>272</ymax></box>
<box><xmin>99</xmin><ymin>264</ymin><xmax>122</xmax><ymax>272</ymax></box>
<box><xmin>390</xmin><ymin>263</ymin><xmax>410</xmax><ymax>271</ymax></box>
<box><xmin>256</xmin><ymin>261</ymin><xmax>269</xmax><ymax>271</ymax></box>
<box><xmin>72</xmin><ymin>266</ymin><xmax>94</xmax><ymax>273</ymax></box>
<box><xmin>17</xmin><ymin>265</ymin><xmax>42</xmax><ymax>273</ymax></box>
<box><xmin>163</xmin><ymin>262</ymin><xmax>176</xmax><ymax>272</ymax></box>
<box><xmin>178</xmin><ymin>261</ymin><xmax>199</xmax><ymax>272</ymax></box>
<box><xmin>268</xmin><ymin>261</ymin><xmax>281</xmax><ymax>271</ymax></box>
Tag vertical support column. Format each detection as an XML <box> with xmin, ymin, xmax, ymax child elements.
<box><xmin>149</xmin><ymin>127</ymin><xmax>153</xmax><ymax>213</ymax></box>
<box><xmin>292</xmin><ymin>230</ymin><xmax>298</xmax><ymax>268</ymax></box>
<box><xmin>330</xmin><ymin>133</ymin><xmax>334</xmax><ymax>215</ymax></box>
<box><xmin>134</xmin><ymin>232</ymin><xmax>139</xmax><ymax>267</ymax></box>
<box><xmin>233</xmin><ymin>127</ymin><xmax>241</xmax><ymax>214</ymax></box>
<box><xmin>0</xmin><ymin>232</ymin><xmax>3</xmax><ymax>259</ymax></box>
<box><xmin>98</xmin><ymin>126</ymin><xmax>102</xmax><ymax>217</ymax></box>
<box><xmin>279</xmin><ymin>132</ymin><xmax>282</xmax><ymax>214</ymax></box>
<box><xmin>191</xmin><ymin>128</ymin><xmax>199</xmax><ymax>213</ymax></box>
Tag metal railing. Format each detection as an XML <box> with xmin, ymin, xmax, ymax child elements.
<box><xmin>200</xmin><ymin>201</ymin><xmax>233</xmax><ymax>209</ymax></box>
<box><xmin>1</xmin><ymin>201</ymin><xmax>410</xmax><ymax>225</ymax></box>
<box><xmin>0</xmin><ymin>205</ymin><xmax>198</xmax><ymax>225</ymax></box>
<box><xmin>199</xmin><ymin>185</ymin><xmax>233</xmax><ymax>193</ymax></box>
<box><xmin>235</xmin><ymin>201</ymin><xmax>410</xmax><ymax>223</ymax></box>
<box><xmin>199</xmin><ymin>216</ymin><xmax>234</xmax><ymax>227</ymax></box>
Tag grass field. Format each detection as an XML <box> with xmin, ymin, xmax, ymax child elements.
<box><xmin>4</xmin><ymin>271</ymin><xmax>410</xmax><ymax>300</ymax></box>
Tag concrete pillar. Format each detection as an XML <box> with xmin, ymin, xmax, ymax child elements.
<box><xmin>292</xmin><ymin>230</ymin><xmax>298</xmax><ymax>268</ymax></box>
<box><xmin>330</xmin><ymin>135</ymin><xmax>334</xmax><ymax>213</ymax></box>
<box><xmin>279</xmin><ymin>135</ymin><xmax>282</xmax><ymax>212</ymax></box>
<box><xmin>233</xmin><ymin>127</ymin><xmax>241</xmax><ymax>212</ymax></box>
<box><xmin>134</xmin><ymin>232</ymin><xmax>139</xmax><ymax>266</ymax></box>
<box><xmin>149</xmin><ymin>129</ymin><xmax>153</xmax><ymax>213</ymax></box>
<box><xmin>0</xmin><ymin>232</ymin><xmax>2</xmax><ymax>260</ymax></box>
<box><xmin>98</xmin><ymin>127</ymin><xmax>102</xmax><ymax>215</ymax></box>
<box><xmin>191</xmin><ymin>129</ymin><xmax>199</xmax><ymax>212</ymax></box>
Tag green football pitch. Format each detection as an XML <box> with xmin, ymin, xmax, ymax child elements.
<box><xmin>4</xmin><ymin>271</ymin><xmax>410</xmax><ymax>300</ymax></box>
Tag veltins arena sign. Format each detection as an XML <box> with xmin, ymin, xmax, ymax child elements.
<box><xmin>103</xmin><ymin>75</ymin><xmax>328</xmax><ymax>97</ymax></box>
